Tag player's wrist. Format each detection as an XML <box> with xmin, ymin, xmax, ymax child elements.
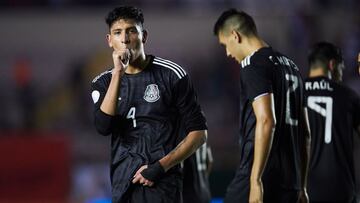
<box><xmin>300</xmin><ymin>187</ymin><xmax>307</xmax><ymax>193</ymax></box>
<box><xmin>250</xmin><ymin>176</ymin><xmax>262</xmax><ymax>185</ymax></box>
<box><xmin>111</xmin><ymin>68</ymin><xmax>125</xmax><ymax>77</ymax></box>
<box><xmin>140</xmin><ymin>161</ymin><xmax>165</xmax><ymax>182</ymax></box>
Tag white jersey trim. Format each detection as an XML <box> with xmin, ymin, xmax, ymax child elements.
<box><xmin>92</xmin><ymin>69</ymin><xmax>112</xmax><ymax>83</ymax></box>
<box><xmin>153</xmin><ymin>57</ymin><xmax>187</xmax><ymax>79</ymax></box>
<box><xmin>253</xmin><ymin>92</ymin><xmax>270</xmax><ymax>101</ymax></box>
<box><xmin>240</xmin><ymin>51</ymin><xmax>256</xmax><ymax>68</ymax></box>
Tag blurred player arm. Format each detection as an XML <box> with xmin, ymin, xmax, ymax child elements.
<box><xmin>206</xmin><ymin>145</ymin><xmax>214</xmax><ymax>176</ymax></box>
<box><xmin>250</xmin><ymin>93</ymin><xmax>276</xmax><ymax>202</ymax></box>
<box><xmin>298</xmin><ymin>107</ymin><xmax>311</xmax><ymax>202</ymax></box>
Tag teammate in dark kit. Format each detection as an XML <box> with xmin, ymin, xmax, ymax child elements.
<box><xmin>182</xmin><ymin>135</ymin><xmax>213</xmax><ymax>203</ymax></box>
<box><xmin>213</xmin><ymin>9</ymin><xmax>311</xmax><ymax>203</ymax></box>
<box><xmin>305</xmin><ymin>42</ymin><xmax>360</xmax><ymax>203</ymax></box>
<box><xmin>91</xmin><ymin>6</ymin><xmax>207</xmax><ymax>203</ymax></box>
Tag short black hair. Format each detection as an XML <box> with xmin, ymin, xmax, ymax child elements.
<box><xmin>213</xmin><ymin>9</ymin><xmax>257</xmax><ymax>36</ymax></box>
<box><xmin>105</xmin><ymin>6</ymin><xmax>144</xmax><ymax>29</ymax></box>
<box><xmin>308</xmin><ymin>42</ymin><xmax>343</xmax><ymax>68</ymax></box>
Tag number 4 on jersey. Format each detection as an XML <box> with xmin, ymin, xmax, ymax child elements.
<box><xmin>126</xmin><ymin>107</ymin><xmax>137</xmax><ymax>128</ymax></box>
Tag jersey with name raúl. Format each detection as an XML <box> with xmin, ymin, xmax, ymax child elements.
<box><xmin>238</xmin><ymin>47</ymin><xmax>304</xmax><ymax>189</ymax></box>
<box><xmin>305</xmin><ymin>76</ymin><xmax>360</xmax><ymax>202</ymax></box>
<box><xmin>91</xmin><ymin>55</ymin><xmax>207</xmax><ymax>200</ymax></box>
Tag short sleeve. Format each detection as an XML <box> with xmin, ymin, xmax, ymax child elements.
<box><xmin>173</xmin><ymin>75</ymin><xmax>207</xmax><ymax>134</ymax></box>
<box><xmin>241</xmin><ymin>64</ymin><xmax>273</xmax><ymax>101</ymax></box>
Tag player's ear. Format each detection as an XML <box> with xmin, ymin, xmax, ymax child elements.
<box><xmin>328</xmin><ymin>59</ymin><xmax>336</xmax><ymax>72</ymax></box>
<box><xmin>106</xmin><ymin>34</ymin><xmax>113</xmax><ymax>48</ymax></box>
<box><xmin>142</xmin><ymin>30</ymin><xmax>148</xmax><ymax>44</ymax></box>
<box><xmin>231</xmin><ymin>30</ymin><xmax>242</xmax><ymax>43</ymax></box>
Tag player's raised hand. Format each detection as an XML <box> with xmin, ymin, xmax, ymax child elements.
<box><xmin>132</xmin><ymin>165</ymin><xmax>154</xmax><ymax>187</ymax></box>
<box><xmin>112</xmin><ymin>44</ymin><xmax>131</xmax><ymax>74</ymax></box>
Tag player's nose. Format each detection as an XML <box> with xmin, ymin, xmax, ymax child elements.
<box><xmin>121</xmin><ymin>33</ymin><xmax>130</xmax><ymax>44</ymax></box>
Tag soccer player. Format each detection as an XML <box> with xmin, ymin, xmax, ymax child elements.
<box><xmin>305</xmin><ymin>42</ymin><xmax>360</xmax><ymax>203</ymax></box>
<box><xmin>182</xmin><ymin>137</ymin><xmax>213</xmax><ymax>203</ymax></box>
<box><xmin>213</xmin><ymin>9</ymin><xmax>311</xmax><ymax>203</ymax></box>
<box><xmin>91</xmin><ymin>6</ymin><xmax>208</xmax><ymax>203</ymax></box>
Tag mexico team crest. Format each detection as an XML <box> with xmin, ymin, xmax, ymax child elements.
<box><xmin>144</xmin><ymin>84</ymin><xmax>160</xmax><ymax>102</ymax></box>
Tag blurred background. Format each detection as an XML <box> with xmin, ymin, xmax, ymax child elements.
<box><xmin>0</xmin><ymin>0</ymin><xmax>359</xmax><ymax>202</ymax></box>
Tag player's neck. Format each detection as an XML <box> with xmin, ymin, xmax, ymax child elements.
<box><xmin>126</xmin><ymin>53</ymin><xmax>149</xmax><ymax>74</ymax></box>
<box><xmin>244</xmin><ymin>37</ymin><xmax>268</xmax><ymax>56</ymax></box>
<box><xmin>309</xmin><ymin>68</ymin><xmax>330</xmax><ymax>79</ymax></box>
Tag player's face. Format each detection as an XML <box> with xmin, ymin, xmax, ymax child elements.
<box><xmin>107</xmin><ymin>19</ymin><xmax>147</xmax><ymax>62</ymax></box>
<box><xmin>218</xmin><ymin>31</ymin><xmax>244</xmax><ymax>64</ymax></box>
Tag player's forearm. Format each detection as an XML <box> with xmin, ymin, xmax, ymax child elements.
<box><xmin>300</xmin><ymin>134</ymin><xmax>310</xmax><ymax>190</ymax></box>
<box><xmin>300</xmin><ymin>108</ymin><xmax>311</xmax><ymax>190</ymax></box>
<box><xmin>206</xmin><ymin>146</ymin><xmax>213</xmax><ymax>176</ymax></box>
<box><xmin>159</xmin><ymin>130</ymin><xmax>207</xmax><ymax>172</ymax></box>
<box><xmin>100</xmin><ymin>70</ymin><xmax>123</xmax><ymax>115</ymax></box>
<box><xmin>250</xmin><ymin>117</ymin><xmax>275</xmax><ymax>182</ymax></box>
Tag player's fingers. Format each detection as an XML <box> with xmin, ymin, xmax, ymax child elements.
<box><xmin>142</xmin><ymin>180</ymin><xmax>149</xmax><ymax>186</ymax></box>
<box><xmin>139</xmin><ymin>177</ymin><xmax>146</xmax><ymax>184</ymax></box>
<box><xmin>142</xmin><ymin>179</ymin><xmax>154</xmax><ymax>187</ymax></box>
<box><xmin>132</xmin><ymin>174</ymin><xmax>141</xmax><ymax>184</ymax></box>
<box><xmin>147</xmin><ymin>181</ymin><xmax>154</xmax><ymax>187</ymax></box>
<box><xmin>134</xmin><ymin>165</ymin><xmax>148</xmax><ymax>178</ymax></box>
<box><xmin>134</xmin><ymin>168</ymin><xmax>141</xmax><ymax>177</ymax></box>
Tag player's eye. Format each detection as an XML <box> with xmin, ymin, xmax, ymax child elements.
<box><xmin>128</xmin><ymin>28</ymin><xmax>138</xmax><ymax>34</ymax></box>
<box><xmin>112</xmin><ymin>30</ymin><xmax>121</xmax><ymax>35</ymax></box>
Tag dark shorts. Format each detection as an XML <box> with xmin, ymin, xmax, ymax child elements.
<box><xmin>114</xmin><ymin>173</ymin><xmax>183</xmax><ymax>203</ymax></box>
<box><xmin>122</xmin><ymin>183</ymin><xmax>182</xmax><ymax>203</ymax></box>
<box><xmin>224</xmin><ymin>172</ymin><xmax>298</xmax><ymax>203</ymax></box>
